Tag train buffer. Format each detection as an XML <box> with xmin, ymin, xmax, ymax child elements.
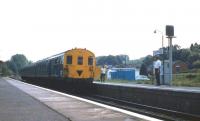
<box><xmin>0</xmin><ymin>77</ymin><xmax>161</xmax><ymax>121</ymax></box>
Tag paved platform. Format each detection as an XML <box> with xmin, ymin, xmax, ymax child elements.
<box><xmin>94</xmin><ymin>81</ymin><xmax>200</xmax><ymax>93</ymax></box>
<box><xmin>0</xmin><ymin>78</ymin><xmax>69</xmax><ymax>121</ymax></box>
<box><xmin>1</xmin><ymin>77</ymin><xmax>161</xmax><ymax>121</ymax></box>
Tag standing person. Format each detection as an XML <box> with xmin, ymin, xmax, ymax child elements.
<box><xmin>153</xmin><ymin>56</ymin><xmax>161</xmax><ymax>86</ymax></box>
<box><xmin>100</xmin><ymin>65</ymin><xmax>107</xmax><ymax>82</ymax></box>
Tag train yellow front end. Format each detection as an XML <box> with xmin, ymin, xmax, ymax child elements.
<box><xmin>63</xmin><ymin>48</ymin><xmax>96</xmax><ymax>83</ymax></box>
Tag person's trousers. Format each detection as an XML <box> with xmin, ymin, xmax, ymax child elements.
<box><xmin>100</xmin><ymin>73</ymin><xmax>105</xmax><ymax>82</ymax></box>
<box><xmin>155</xmin><ymin>68</ymin><xmax>160</xmax><ymax>85</ymax></box>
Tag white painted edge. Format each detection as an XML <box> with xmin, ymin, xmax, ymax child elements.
<box><xmin>7</xmin><ymin>78</ymin><xmax>162</xmax><ymax>121</ymax></box>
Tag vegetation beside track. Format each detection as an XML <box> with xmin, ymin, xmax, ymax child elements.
<box><xmin>96</xmin><ymin>71</ymin><xmax>200</xmax><ymax>87</ymax></box>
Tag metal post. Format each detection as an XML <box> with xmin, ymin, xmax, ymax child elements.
<box><xmin>162</xmin><ymin>35</ymin><xmax>164</xmax><ymax>84</ymax></box>
<box><xmin>169</xmin><ymin>37</ymin><xmax>173</xmax><ymax>84</ymax></box>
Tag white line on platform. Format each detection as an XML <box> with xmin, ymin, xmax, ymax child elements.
<box><xmin>9</xmin><ymin>78</ymin><xmax>162</xmax><ymax>121</ymax></box>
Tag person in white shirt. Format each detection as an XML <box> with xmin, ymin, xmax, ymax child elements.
<box><xmin>153</xmin><ymin>56</ymin><xmax>161</xmax><ymax>86</ymax></box>
<box><xmin>100</xmin><ymin>65</ymin><xmax>107</xmax><ymax>82</ymax></box>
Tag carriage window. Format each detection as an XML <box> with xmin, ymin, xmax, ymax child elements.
<box><xmin>88</xmin><ymin>57</ymin><xmax>93</xmax><ymax>65</ymax></box>
<box><xmin>67</xmin><ymin>56</ymin><xmax>72</xmax><ymax>64</ymax></box>
<box><xmin>60</xmin><ymin>56</ymin><xmax>64</xmax><ymax>64</ymax></box>
<box><xmin>78</xmin><ymin>56</ymin><xmax>83</xmax><ymax>65</ymax></box>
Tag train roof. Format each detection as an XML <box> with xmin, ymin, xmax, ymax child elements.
<box><xmin>34</xmin><ymin>48</ymin><xmax>94</xmax><ymax>63</ymax></box>
<box><xmin>20</xmin><ymin>48</ymin><xmax>95</xmax><ymax>70</ymax></box>
<box><xmin>65</xmin><ymin>48</ymin><xmax>95</xmax><ymax>56</ymax></box>
<box><xmin>37</xmin><ymin>52</ymin><xmax>65</xmax><ymax>63</ymax></box>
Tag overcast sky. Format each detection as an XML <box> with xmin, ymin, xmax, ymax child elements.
<box><xmin>0</xmin><ymin>0</ymin><xmax>200</xmax><ymax>62</ymax></box>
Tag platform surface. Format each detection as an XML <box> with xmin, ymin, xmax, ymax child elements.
<box><xmin>0</xmin><ymin>77</ymin><xmax>69</xmax><ymax>121</ymax></box>
<box><xmin>94</xmin><ymin>81</ymin><xmax>200</xmax><ymax>93</ymax></box>
<box><xmin>1</xmin><ymin>77</ymin><xmax>161</xmax><ymax>121</ymax></box>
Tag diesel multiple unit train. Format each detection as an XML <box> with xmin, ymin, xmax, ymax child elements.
<box><xmin>20</xmin><ymin>48</ymin><xmax>100</xmax><ymax>85</ymax></box>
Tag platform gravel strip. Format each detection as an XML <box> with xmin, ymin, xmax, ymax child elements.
<box><xmin>0</xmin><ymin>78</ymin><xmax>69</xmax><ymax>121</ymax></box>
<box><xmin>6</xmin><ymin>78</ymin><xmax>150</xmax><ymax>121</ymax></box>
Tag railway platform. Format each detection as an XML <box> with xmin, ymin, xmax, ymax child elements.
<box><xmin>94</xmin><ymin>82</ymin><xmax>200</xmax><ymax>120</ymax></box>
<box><xmin>0</xmin><ymin>77</ymin><xmax>69</xmax><ymax>121</ymax></box>
<box><xmin>0</xmin><ymin>77</ymin><xmax>161</xmax><ymax>121</ymax></box>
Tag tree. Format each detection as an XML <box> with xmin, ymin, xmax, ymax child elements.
<box><xmin>140</xmin><ymin>63</ymin><xmax>148</xmax><ymax>76</ymax></box>
<box><xmin>171</xmin><ymin>47</ymin><xmax>191</xmax><ymax>62</ymax></box>
<box><xmin>190</xmin><ymin>43</ymin><xmax>200</xmax><ymax>53</ymax></box>
<box><xmin>10</xmin><ymin>54</ymin><xmax>29</xmax><ymax>70</ymax></box>
<box><xmin>129</xmin><ymin>57</ymin><xmax>145</xmax><ymax>68</ymax></box>
<box><xmin>2</xmin><ymin>63</ymin><xmax>12</xmax><ymax>76</ymax></box>
<box><xmin>96</xmin><ymin>54</ymin><xmax>129</xmax><ymax>67</ymax></box>
<box><xmin>7</xmin><ymin>61</ymin><xmax>18</xmax><ymax>74</ymax></box>
<box><xmin>142</xmin><ymin>55</ymin><xmax>153</xmax><ymax>66</ymax></box>
<box><xmin>193</xmin><ymin>60</ymin><xmax>200</xmax><ymax>69</ymax></box>
<box><xmin>139</xmin><ymin>55</ymin><xmax>153</xmax><ymax>76</ymax></box>
<box><xmin>6</xmin><ymin>54</ymin><xmax>30</xmax><ymax>74</ymax></box>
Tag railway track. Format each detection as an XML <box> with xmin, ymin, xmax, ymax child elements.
<box><xmin>22</xmin><ymin>80</ymin><xmax>200</xmax><ymax>121</ymax></box>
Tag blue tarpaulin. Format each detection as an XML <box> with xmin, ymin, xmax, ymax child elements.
<box><xmin>110</xmin><ymin>68</ymin><xmax>135</xmax><ymax>81</ymax></box>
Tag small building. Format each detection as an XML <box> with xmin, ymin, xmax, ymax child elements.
<box><xmin>173</xmin><ymin>61</ymin><xmax>188</xmax><ymax>73</ymax></box>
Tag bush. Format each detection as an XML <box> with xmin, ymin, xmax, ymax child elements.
<box><xmin>193</xmin><ymin>60</ymin><xmax>200</xmax><ymax>69</ymax></box>
<box><xmin>186</xmin><ymin>74</ymin><xmax>196</xmax><ymax>79</ymax></box>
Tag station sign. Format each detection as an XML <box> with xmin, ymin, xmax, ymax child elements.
<box><xmin>153</xmin><ymin>48</ymin><xmax>164</xmax><ymax>56</ymax></box>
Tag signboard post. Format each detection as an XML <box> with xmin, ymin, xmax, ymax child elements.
<box><xmin>166</xmin><ymin>25</ymin><xmax>175</xmax><ymax>85</ymax></box>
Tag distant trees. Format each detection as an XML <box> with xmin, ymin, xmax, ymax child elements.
<box><xmin>193</xmin><ymin>60</ymin><xmax>200</xmax><ymax>69</ymax></box>
<box><xmin>96</xmin><ymin>55</ymin><xmax>129</xmax><ymax>67</ymax></box>
<box><xmin>96</xmin><ymin>43</ymin><xmax>200</xmax><ymax>74</ymax></box>
<box><xmin>1</xmin><ymin>63</ymin><xmax>12</xmax><ymax>76</ymax></box>
<box><xmin>172</xmin><ymin>43</ymin><xmax>200</xmax><ymax>69</ymax></box>
<box><xmin>139</xmin><ymin>42</ymin><xmax>200</xmax><ymax>74</ymax></box>
<box><xmin>5</xmin><ymin>54</ymin><xmax>31</xmax><ymax>75</ymax></box>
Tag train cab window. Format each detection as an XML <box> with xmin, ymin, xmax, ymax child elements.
<box><xmin>88</xmin><ymin>57</ymin><xmax>93</xmax><ymax>65</ymax></box>
<box><xmin>67</xmin><ymin>56</ymin><xmax>72</xmax><ymax>64</ymax></box>
<box><xmin>77</xmin><ymin>56</ymin><xmax>83</xmax><ymax>65</ymax></box>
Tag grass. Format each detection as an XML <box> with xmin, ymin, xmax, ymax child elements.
<box><xmin>172</xmin><ymin>73</ymin><xmax>200</xmax><ymax>87</ymax></box>
<box><xmin>97</xmin><ymin>72</ymin><xmax>200</xmax><ymax>87</ymax></box>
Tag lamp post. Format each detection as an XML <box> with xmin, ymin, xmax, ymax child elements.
<box><xmin>154</xmin><ymin>29</ymin><xmax>165</xmax><ymax>84</ymax></box>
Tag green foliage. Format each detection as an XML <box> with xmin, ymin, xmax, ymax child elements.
<box><xmin>96</xmin><ymin>54</ymin><xmax>129</xmax><ymax>67</ymax></box>
<box><xmin>6</xmin><ymin>54</ymin><xmax>30</xmax><ymax>74</ymax></box>
<box><xmin>140</xmin><ymin>63</ymin><xmax>148</xmax><ymax>76</ymax></box>
<box><xmin>128</xmin><ymin>57</ymin><xmax>144</xmax><ymax>68</ymax></box>
<box><xmin>143</xmin><ymin>55</ymin><xmax>153</xmax><ymax>66</ymax></box>
<box><xmin>0</xmin><ymin>63</ymin><xmax>12</xmax><ymax>76</ymax></box>
<box><xmin>11</xmin><ymin>54</ymin><xmax>29</xmax><ymax>70</ymax></box>
<box><xmin>6</xmin><ymin>61</ymin><xmax>18</xmax><ymax>74</ymax></box>
<box><xmin>172</xmin><ymin>73</ymin><xmax>200</xmax><ymax>87</ymax></box>
<box><xmin>139</xmin><ymin>43</ymin><xmax>200</xmax><ymax>73</ymax></box>
<box><xmin>185</xmin><ymin>74</ymin><xmax>196</xmax><ymax>79</ymax></box>
<box><xmin>2</xmin><ymin>64</ymin><xmax>12</xmax><ymax>76</ymax></box>
<box><xmin>173</xmin><ymin>48</ymin><xmax>190</xmax><ymax>62</ymax></box>
<box><xmin>139</xmin><ymin>55</ymin><xmax>153</xmax><ymax>75</ymax></box>
<box><xmin>190</xmin><ymin>43</ymin><xmax>200</xmax><ymax>53</ymax></box>
<box><xmin>193</xmin><ymin>60</ymin><xmax>200</xmax><ymax>68</ymax></box>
